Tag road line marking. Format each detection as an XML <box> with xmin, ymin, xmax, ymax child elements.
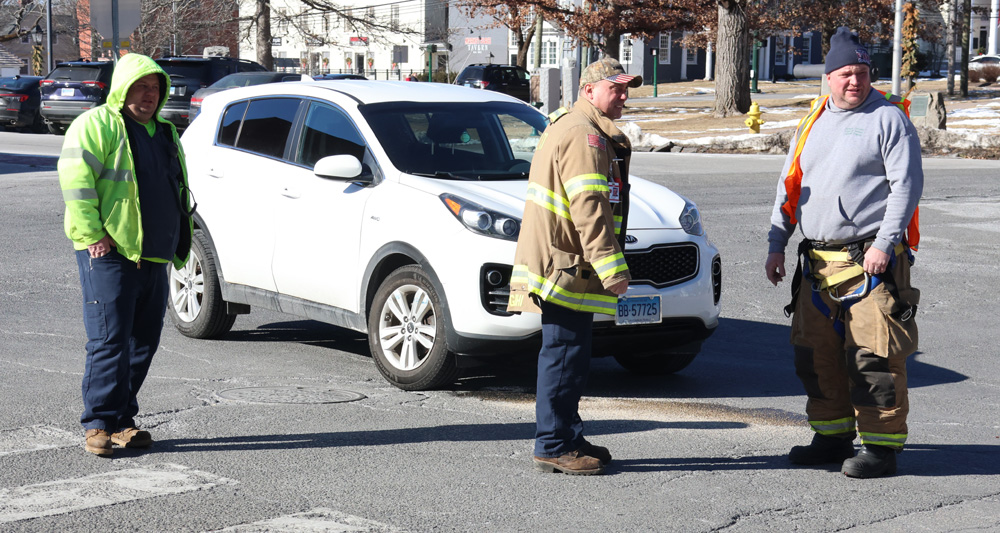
<box><xmin>0</xmin><ymin>463</ymin><xmax>238</xmax><ymax>524</ymax></box>
<box><xmin>211</xmin><ymin>507</ymin><xmax>403</xmax><ymax>532</ymax></box>
<box><xmin>0</xmin><ymin>425</ymin><xmax>79</xmax><ymax>457</ymax></box>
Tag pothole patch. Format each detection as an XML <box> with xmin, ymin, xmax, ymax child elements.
<box><xmin>217</xmin><ymin>386</ymin><xmax>366</xmax><ymax>405</ymax></box>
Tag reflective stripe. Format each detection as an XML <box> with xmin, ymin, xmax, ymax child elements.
<box><xmin>807</xmin><ymin>243</ymin><xmax>906</xmax><ymax>290</ymax></box>
<box><xmin>809</xmin><ymin>417</ymin><xmax>856</xmax><ymax>435</ymax></box>
<box><xmin>860</xmin><ymin>431</ymin><xmax>906</xmax><ymax>449</ymax></box>
<box><xmin>564</xmin><ymin>173</ymin><xmax>608</xmax><ymax>199</ymax></box>
<box><xmin>591</xmin><ymin>252</ymin><xmax>628</xmax><ymax>280</ymax></box>
<box><xmin>98</xmin><ymin>167</ymin><xmax>133</xmax><ymax>183</ymax></box>
<box><xmin>614</xmin><ymin>215</ymin><xmax>622</xmax><ymax>234</ymax></box>
<box><xmin>60</xmin><ymin>146</ymin><xmax>106</xmax><ymax>178</ymax></box>
<box><xmin>526</xmin><ymin>183</ymin><xmax>572</xmax><ymax>221</ymax></box>
<box><xmin>512</xmin><ymin>265</ymin><xmax>618</xmax><ymax>314</ymax></box>
<box><xmin>62</xmin><ymin>188</ymin><xmax>98</xmax><ymax>201</ymax></box>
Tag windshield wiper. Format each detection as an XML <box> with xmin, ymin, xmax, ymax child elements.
<box><xmin>411</xmin><ymin>171</ymin><xmax>477</xmax><ymax>181</ymax></box>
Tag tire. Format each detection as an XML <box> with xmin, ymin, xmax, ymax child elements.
<box><xmin>168</xmin><ymin>229</ymin><xmax>236</xmax><ymax>339</ymax></box>
<box><xmin>47</xmin><ymin>123</ymin><xmax>66</xmax><ymax>135</ymax></box>
<box><xmin>368</xmin><ymin>265</ymin><xmax>458</xmax><ymax>391</ymax></box>
<box><xmin>614</xmin><ymin>349</ymin><xmax>700</xmax><ymax>375</ymax></box>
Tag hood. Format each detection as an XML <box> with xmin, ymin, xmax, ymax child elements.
<box><xmin>398</xmin><ymin>174</ymin><xmax>687</xmax><ymax>230</ymax></box>
<box><xmin>107</xmin><ymin>53</ymin><xmax>170</xmax><ymax>116</ymax></box>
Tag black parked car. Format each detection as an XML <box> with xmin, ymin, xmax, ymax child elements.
<box><xmin>0</xmin><ymin>75</ymin><xmax>45</xmax><ymax>133</ymax></box>
<box><xmin>188</xmin><ymin>71</ymin><xmax>310</xmax><ymax>123</ymax></box>
<box><xmin>154</xmin><ymin>56</ymin><xmax>267</xmax><ymax>129</ymax></box>
<box><xmin>455</xmin><ymin>64</ymin><xmax>531</xmax><ymax>102</ymax></box>
<box><xmin>38</xmin><ymin>61</ymin><xmax>114</xmax><ymax>135</ymax></box>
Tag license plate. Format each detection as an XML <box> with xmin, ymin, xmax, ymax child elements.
<box><xmin>615</xmin><ymin>295</ymin><xmax>661</xmax><ymax>326</ymax></box>
<box><xmin>60</xmin><ymin>88</ymin><xmax>74</xmax><ymax>96</ymax></box>
<box><xmin>169</xmin><ymin>86</ymin><xmax>185</xmax><ymax>96</ymax></box>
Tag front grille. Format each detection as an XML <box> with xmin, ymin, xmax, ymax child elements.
<box><xmin>625</xmin><ymin>243</ymin><xmax>699</xmax><ymax>288</ymax></box>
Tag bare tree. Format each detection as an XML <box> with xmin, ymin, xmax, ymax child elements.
<box><xmin>714</xmin><ymin>0</ymin><xmax>750</xmax><ymax>117</ymax></box>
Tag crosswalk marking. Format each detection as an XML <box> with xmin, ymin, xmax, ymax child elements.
<box><xmin>0</xmin><ymin>463</ymin><xmax>238</xmax><ymax>524</ymax></box>
<box><xmin>0</xmin><ymin>425</ymin><xmax>79</xmax><ymax>457</ymax></box>
<box><xmin>211</xmin><ymin>508</ymin><xmax>403</xmax><ymax>532</ymax></box>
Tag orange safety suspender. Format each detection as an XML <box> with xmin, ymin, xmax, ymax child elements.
<box><xmin>780</xmin><ymin>90</ymin><xmax>919</xmax><ymax>251</ymax></box>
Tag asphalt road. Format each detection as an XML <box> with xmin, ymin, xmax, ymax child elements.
<box><xmin>1</xmin><ymin>130</ymin><xmax>999</xmax><ymax>532</ymax></box>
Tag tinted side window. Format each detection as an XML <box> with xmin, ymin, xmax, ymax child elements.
<box><xmin>218</xmin><ymin>101</ymin><xmax>248</xmax><ymax>146</ymax></box>
<box><xmin>234</xmin><ymin>98</ymin><xmax>300</xmax><ymax>158</ymax></box>
<box><xmin>296</xmin><ymin>102</ymin><xmax>366</xmax><ymax>168</ymax></box>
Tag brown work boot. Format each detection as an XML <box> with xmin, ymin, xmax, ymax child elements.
<box><xmin>533</xmin><ymin>449</ymin><xmax>605</xmax><ymax>475</ymax></box>
<box><xmin>579</xmin><ymin>439</ymin><xmax>612</xmax><ymax>465</ymax></box>
<box><xmin>84</xmin><ymin>429</ymin><xmax>112</xmax><ymax>457</ymax></box>
<box><xmin>111</xmin><ymin>427</ymin><xmax>153</xmax><ymax>448</ymax></box>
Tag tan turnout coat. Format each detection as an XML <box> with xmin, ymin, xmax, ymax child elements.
<box><xmin>508</xmin><ymin>98</ymin><xmax>632</xmax><ymax>316</ymax></box>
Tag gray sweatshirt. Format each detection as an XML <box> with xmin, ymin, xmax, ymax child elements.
<box><xmin>768</xmin><ymin>89</ymin><xmax>923</xmax><ymax>255</ymax></box>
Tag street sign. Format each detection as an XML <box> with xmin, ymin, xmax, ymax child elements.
<box><xmin>90</xmin><ymin>0</ymin><xmax>141</xmax><ymax>40</ymax></box>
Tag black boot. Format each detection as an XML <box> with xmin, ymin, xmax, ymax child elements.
<box><xmin>841</xmin><ymin>444</ymin><xmax>897</xmax><ymax>478</ymax></box>
<box><xmin>788</xmin><ymin>433</ymin><xmax>856</xmax><ymax>465</ymax></box>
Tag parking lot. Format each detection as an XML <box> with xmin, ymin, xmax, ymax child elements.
<box><xmin>2</xmin><ymin>130</ymin><xmax>1000</xmax><ymax>531</ymax></box>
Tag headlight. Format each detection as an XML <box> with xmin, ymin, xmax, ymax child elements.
<box><xmin>440</xmin><ymin>193</ymin><xmax>520</xmax><ymax>241</ymax></box>
<box><xmin>679</xmin><ymin>199</ymin><xmax>704</xmax><ymax>236</ymax></box>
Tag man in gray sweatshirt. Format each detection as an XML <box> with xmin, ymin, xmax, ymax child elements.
<box><xmin>764</xmin><ymin>27</ymin><xmax>922</xmax><ymax>479</ymax></box>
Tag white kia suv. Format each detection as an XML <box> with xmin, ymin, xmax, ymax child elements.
<box><xmin>172</xmin><ymin>80</ymin><xmax>722</xmax><ymax>390</ymax></box>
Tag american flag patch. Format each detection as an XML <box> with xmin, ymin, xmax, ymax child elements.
<box><xmin>606</xmin><ymin>73</ymin><xmax>637</xmax><ymax>85</ymax></box>
<box><xmin>587</xmin><ymin>134</ymin><xmax>606</xmax><ymax>150</ymax></box>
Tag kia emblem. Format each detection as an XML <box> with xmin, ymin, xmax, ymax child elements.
<box><xmin>625</xmin><ymin>235</ymin><xmax>637</xmax><ymax>244</ymax></box>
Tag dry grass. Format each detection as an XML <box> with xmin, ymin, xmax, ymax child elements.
<box><xmin>620</xmin><ymin>78</ymin><xmax>1000</xmax><ymax>157</ymax></box>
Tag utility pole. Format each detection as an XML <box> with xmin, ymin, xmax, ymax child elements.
<box><xmin>112</xmin><ymin>0</ymin><xmax>120</xmax><ymax>63</ymax></box>
<box><xmin>891</xmin><ymin>0</ymin><xmax>903</xmax><ymax>96</ymax></box>
<box><xmin>45</xmin><ymin>0</ymin><xmax>53</xmax><ymax>73</ymax></box>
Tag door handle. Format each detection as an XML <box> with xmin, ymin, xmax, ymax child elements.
<box><xmin>207</xmin><ymin>167</ymin><xmax>223</xmax><ymax>178</ymax></box>
<box><xmin>281</xmin><ymin>187</ymin><xmax>300</xmax><ymax>199</ymax></box>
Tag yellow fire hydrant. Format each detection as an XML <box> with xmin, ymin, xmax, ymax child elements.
<box><xmin>745</xmin><ymin>102</ymin><xmax>765</xmax><ymax>134</ymax></box>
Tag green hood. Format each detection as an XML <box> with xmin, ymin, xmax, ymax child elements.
<box><xmin>106</xmin><ymin>53</ymin><xmax>171</xmax><ymax>116</ymax></box>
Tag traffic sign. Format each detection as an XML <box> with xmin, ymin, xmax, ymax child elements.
<box><xmin>90</xmin><ymin>0</ymin><xmax>141</xmax><ymax>40</ymax></box>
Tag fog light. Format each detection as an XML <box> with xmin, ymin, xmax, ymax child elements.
<box><xmin>486</xmin><ymin>269</ymin><xmax>503</xmax><ymax>286</ymax></box>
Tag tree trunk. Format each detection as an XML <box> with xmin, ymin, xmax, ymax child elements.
<box><xmin>946</xmin><ymin>0</ymin><xmax>955</xmax><ymax>95</ymax></box>
<box><xmin>714</xmin><ymin>0</ymin><xmax>750</xmax><ymax>117</ymax></box>
<box><xmin>603</xmin><ymin>30</ymin><xmax>622</xmax><ymax>60</ymax></box>
<box><xmin>961</xmin><ymin>0</ymin><xmax>970</xmax><ymax>96</ymax></box>
<box><xmin>255</xmin><ymin>0</ymin><xmax>273</xmax><ymax>70</ymax></box>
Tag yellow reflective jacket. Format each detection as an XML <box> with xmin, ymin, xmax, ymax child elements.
<box><xmin>508</xmin><ymin>98</ymin><xmax>631</xmax><ymax>316</ymax></box>
<box><xmin>57</xmin><ymin>53</ymin><xmax>193</xmax><ymax>269</ymax></box>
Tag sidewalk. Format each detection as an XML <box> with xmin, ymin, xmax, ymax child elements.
<box><xmin>620</xmin><ymin>78</ymin><xmax>1000</xmax><ymax>158</ymax></box>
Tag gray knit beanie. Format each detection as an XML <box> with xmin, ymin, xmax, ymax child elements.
<box><xmin>824</xmin><ymin>27</ymin><xmax>871</xmax><ymax>74</ymax></box>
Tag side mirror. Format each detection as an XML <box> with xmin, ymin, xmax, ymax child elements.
<box><xmin>314</xmin><ymin>154</ymin><xmax>364</xmax><ymax>180</ymax></box>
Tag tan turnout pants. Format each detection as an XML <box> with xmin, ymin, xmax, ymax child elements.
<box><xmin>790</xmin><ymin>245</ymin><xmax>919</xmax><ymax>449</ymax></box>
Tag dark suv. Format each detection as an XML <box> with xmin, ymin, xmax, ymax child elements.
<box><xmin>455</xmin><ymin>64</ymin><xmax>531</xmax><ymax>102</ymax></box>
<box><xmin>154</xmin><ymin>56</ymin><xmax>267</xmax><ymax>129</ymax></box>
<box><xmin>39</xmin><ymin>61</ymin><xmax>114</xmax><ymax>135</ymax></box>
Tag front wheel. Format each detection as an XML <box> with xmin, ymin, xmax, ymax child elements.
<box><xmin>168</xmin><ymin>229</ymin><xmax>236</xmax><ymax>339</ymax></box>
<box><xmin>368</xmin><ymin>265</ymin><xmax>458</xmax><ymax>390</ymax></box>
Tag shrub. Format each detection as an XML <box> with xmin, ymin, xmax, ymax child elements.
<box><xmin>969</xmin><ymin>69</ymin><xmax>982</xmax><ymax>83</ymax></box>
<box><xmin>979</xmin><ymin>65</ymin><xmax>1000</xmax><ymax>84</ymax></box>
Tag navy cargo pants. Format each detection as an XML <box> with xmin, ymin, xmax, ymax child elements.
<box><xmin>75</xmin><ymin>249</ymin><xmax>169</xmax><ymax>432</ymax></box>
<box><xmin>534</xmin><ymin>300</ymin><xmax>594</xmax><ymax>458</ymax></box>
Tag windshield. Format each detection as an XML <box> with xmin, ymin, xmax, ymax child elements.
<box><xmin>0</xmin><ymin>77</ymin><xmax>38</xmax><ymax>89</ymax></box>
<box><xmin>48</xmin><ymin>66</ymin><xmax>103</xmax><ymax>82</ymax></box>
<box><xmin>360</xmin><ymin>101</ymin><xmax>547</xmax><ymax>180</ymax></box>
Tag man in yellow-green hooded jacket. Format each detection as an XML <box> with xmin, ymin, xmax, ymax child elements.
<box><xmin>58</xmin><ymin>53</ymin><xmax>193</xmax><ymax>457</ymax></box>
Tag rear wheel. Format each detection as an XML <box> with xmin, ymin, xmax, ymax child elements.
<box><xmin>168</xmin><ymin>229</ymin><xmax>236</xmax><ymax>338</ymax></box>
<box><xmin>368</xmin><ymin>265</ymin><xmax>458</xmax><ymax>390</ymax></box>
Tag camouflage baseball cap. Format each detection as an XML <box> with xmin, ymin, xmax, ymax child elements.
<box><xmin>579</xmin><ymin>57</ymin><xmax>643</xmax><ymax>89</ymax></box>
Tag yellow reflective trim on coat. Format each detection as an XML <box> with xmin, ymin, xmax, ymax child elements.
<box><xmin>511</xmin><ymin>264</ymin><xmax>618</xmax><ymax>314</ymax></box>
<box><xmin>526</xmin><ymin>182</ymin><xmax>572</xmax><ymax>220</ymax></box>
<box><xmin>591</xmin><ymin>252</ymin><xmax>628</xmax><ymax>280</ymax></box>
<box><xmin>564</xmin><ymin>173</ymin><xmax>608</xmax><ymax>199</ymax></box>
<box><xmin>614</xmin><ymin>215</ymin><xmax>622</xmax><ymax>234</ymax></box>
<box><xmin>859</xmin><ymin>432</ymin><xmax>906</xmax><ymax>448</ymax></box>
<box><xmin>809</xmin><ymin>417</ymin><xmax>856</xmax><ymax>435</ymax></box>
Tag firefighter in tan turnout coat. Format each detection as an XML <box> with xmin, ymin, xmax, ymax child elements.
<box><xmin>509</xmin><ymin>57</ymin><xmax>640</xmax><ymax>476</ymax></box>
